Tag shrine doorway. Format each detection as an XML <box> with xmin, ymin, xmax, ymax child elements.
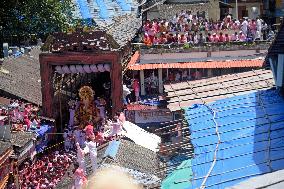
<box><xmin>39</xmin><ymin>30</ymin><xmax>125</xmax><ymax>131</ymax></box>
<box><xmin>52</xmin><ymin>66</ymin><xmax>112</xmax><ymax>127</ymax></box>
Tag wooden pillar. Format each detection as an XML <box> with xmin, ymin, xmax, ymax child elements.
<box><xmin>158</xmin><ymin>68</ymin><xmax>163</xmax><ymax>94</ymax></box>
<box><xmin>39</xmin><ymin>55</ymin><xmax>54</xmax><ymax>118</ymax></box>
<box><xmin>111</xmin><ymin>54</ymin><xmax>123</xmax><ymax>115</ymax></box>
<box><xmin>140</xmin><ymin>70</ymin><xmax>145</xmax><ymax>95</ymax></box>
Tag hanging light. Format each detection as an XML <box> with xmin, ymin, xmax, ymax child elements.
<box><xmin>76</xmin><ymin>65</ymin><xmax>85</xmax><ymax>73</ymax></box>
<box><xmin>97</xmin><ymin>64</ymin><xmax>105</xmax><ymax>72</ymax></box>
<box><xmin>70</xmin><ymin>65</ymin><xmax>77</xmax><ymax>74</ymax></box>
<box><xmin>62</xmin><ymin>65</ymin><xmax>71</xmax><ymax>74</ymax></box>
<box><xmin>90</xmin><ymin>64</ymin><xmax>98</xmax><ymax>73</ymax></box>
<box><xmin>103</xmin><ymin>64</ymin><xmax>111</xmax><ymax>72</ymax></box>
<box><xmin>83</xmin><ymin>65</ymin><xmax>92</xmax><ymax>73</ymax></box>
<box><xmin>55</xmin><ymin>66</ymin><xmax>64</xmax><ymax>74</ymax></box>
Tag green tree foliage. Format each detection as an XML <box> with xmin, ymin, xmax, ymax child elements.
<box><xmin>0</xmin><ymin>0</ymin><xmax>75</xmax><ymax>57</ymax></box>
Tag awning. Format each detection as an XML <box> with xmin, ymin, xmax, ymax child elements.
<box><xmin>127</xmin><ymin>52</ymin><xmax>264</xmax><ymax>70</ymax></box>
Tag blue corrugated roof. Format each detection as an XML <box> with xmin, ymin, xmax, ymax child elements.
<box><xmin>163</xmin><ymin>89</ymin><xmax>284</xmax><ymax>189</ymax></box>
<box><xmin>186</xmin><ymin>89</ymin><xmax>284</xmax><ymax>189</ymax></box>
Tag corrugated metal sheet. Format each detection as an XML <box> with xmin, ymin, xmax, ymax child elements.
<box><xmin>182</xmin><ymin>89</ymin><xmax>284</xmax><ymax>189</ymax></box>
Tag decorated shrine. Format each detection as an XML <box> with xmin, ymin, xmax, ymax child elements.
<box><xmin>39</xmin><ymin>28</ymin><xmax>133</xmax><ymax>122</ymax></box>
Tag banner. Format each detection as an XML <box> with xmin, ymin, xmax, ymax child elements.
<box><xmin>135</xmin><ymin>109</ymin><xmax>173</xmax><ymax>123</ymax></box>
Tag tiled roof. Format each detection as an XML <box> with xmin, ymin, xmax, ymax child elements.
<box><xmin>106</xmin><ymin>139</ymin><xmax>160</xmax><ymax>175</ymax></box>
<box><xmin>48</xmin><ymin>14</ymin><xmax>141</xmax><ymax>51</ymax></box>
<box><xmin>0</xmin><ymin>141</ymin><xmax>12</xmax><ymax>158</ymax></box>
<box><xmin>127</xmin><ymin>51</ymin><xmax>265</xmax><ymax>70</ymax></box>
<box><xmin>0</xmin><ymin>47</ymin><xmax>42</xmax><ymax>105</ymax></box>
<box><xmin>104</xmin><ymin>14</ymin><xmax>141</xmax><ymax>48</ymax></box>
<box><xmin>164</xmin><ymin>69</ymin><xmax>275</xmax><ymax>111</ymax></box>
<box><xmin>11</xmin><ymin>131</ymin><xmax>36</xmax><ymax>148</ymax></box>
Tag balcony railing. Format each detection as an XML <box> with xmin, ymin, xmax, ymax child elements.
<box><xmin>133</xmin><ymin>41</ymin><xmax>271</xmax><ymax>54</ymax></box>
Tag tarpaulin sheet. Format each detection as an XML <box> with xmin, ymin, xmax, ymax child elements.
<box><xmin>34</xmin><ymin>124</ymin><xmax>51</xmax><ymax>138</ymax></box>
<box><xmin>76</xmin><ymin>0</ymin><xmax>93</xmax><ymax>25</ymax></box>
<box><xmin>183</xmin><ymin>89</ymin><xmax>284</xmax><ymax>189</ymax></box>
<box><xmin>162</xmin><ymin>159</ymin><xmax>193</xmax><ymax>189</ymax></box>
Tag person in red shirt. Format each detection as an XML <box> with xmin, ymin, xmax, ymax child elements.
<box><xmin>179</xmin><ymin>34</ymin><xmax>187</xmax><ymax>44</ymax></box>
<box><xmin>168</xmin><ymin>72</ymin><xmax>175</xmax><ymax>82</ymax></box>
<box><xmin>24</xmin><ymin>115</ymin><xmax>31</xmax><ymax>130</ymax></box>
<box><xmin>84</xmin><ymin>123</ymin><xmax>94</xmax><ymax>139</ymax></box>
<box><xmin>144</xmin><ymin>34</ymin><xmax>152</xmax><ymax>46</ymax></box>
<box><xmin>219</xmin><ymin>32</ymin><xmax>225</xmax><ymax>42</ymax></box>
<box><xmin>224</xmin><ymin>33</ymin><xmax>231</xmax><ymax>42</ymax></box>
<box><xmin>207</xmin><ymin>33</ymin><xmax>214</xmax><ymax>42</ymax></box>
<box><xmin>213</xmin><ymin>33</ymin><xmax>219</xmax><ymax>43</ymax></box>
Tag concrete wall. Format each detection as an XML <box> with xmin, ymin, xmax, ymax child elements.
<box><xmin>146</xmin><ymin>1</ymin><xmax>220</xmax><ymax>21</ymax></box>
<box><xmin>230</xmin><ymin>2</ymin><xmax>262</xmax><ymax>19</ymax></box>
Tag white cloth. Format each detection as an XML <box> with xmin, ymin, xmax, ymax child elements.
<box><xmin>122</xmin><ymin>121</ymin><xmax>161</xmax><ymax>152</ymax></box>
<box><xmin>84</xmin><ymin>141</ymin><xmax>98</xmax><ymax>173</ymax></box>
<box><xmin>109</xmin><ymin>122</ymin><xmax>122</xmax><ymax>137</ymax></box>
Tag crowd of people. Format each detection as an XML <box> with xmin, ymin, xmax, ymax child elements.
<box><xmin>64</xmin><ymin>110</ymin><xmax>128</xmax><ymax>152</ymax></box>
<box><xmin>142</xmin><ymin>10</ymin><xmax>274</xmax><ymax>46</ymax></box>
<box><xmin>0</xmin><ymin>99</ymin><xmax>42</xmax><ymax>131</ymax></box>
<box><xmin>61</xmin><ymin>110</ymin><xmax>129</xmax><ymax>188</ymax></box>
<box><xmin>17</xmin><ymin>150</ymin><xmax>73</xmax><ymax>189</ymax></box>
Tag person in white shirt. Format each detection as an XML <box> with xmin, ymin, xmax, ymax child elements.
<box><xmin>76</xmin><ymin>142</ymin><xmax>86</xmax><ymax>174</ymax></box>
<box><xmin>175</xmin><ymin>72</ymin><xmax>181</xmax><ymax>81</ymax></box>
<box><xmin>182</xmin><ymin>70</ymin><xmax>188</xmax><ymax>81</ymax></box>
<box><xmin>255</xmin><ymin>30</ymin><xmax>261</xmax><ymax>40</ymax></box>
<box><xmin>63</xmin><ymin>129</ymin><xmax>71</xmax><ymax>152</ymax></box>
<box><xmin>241</xmin><ymin>19</ymin><xmax>248</xmax><ymax>36</ymax></box>
<box><xmin>96</xmin><ymin>97</ymin><xmax>106</xmax><ymax>119</ymax></box>
<box><xmin>74</xmin><ymin>126</ymin><xmax>81</xmax><ymax>145</ymax></box>
<box><xmin>83</xmin><ymin>137</ymin><xmax>98</xmax><ymax>174</ymax></box>
<box><xmin>256</xmin><ymin>18</ymin><xmax>262</xmax><ymax>32</ymax></box>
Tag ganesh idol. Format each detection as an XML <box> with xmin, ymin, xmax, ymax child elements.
<box><xmin>74</xmin><ymin>86</ymin><xmax>100</xmax><ymax>129</ymax></box>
